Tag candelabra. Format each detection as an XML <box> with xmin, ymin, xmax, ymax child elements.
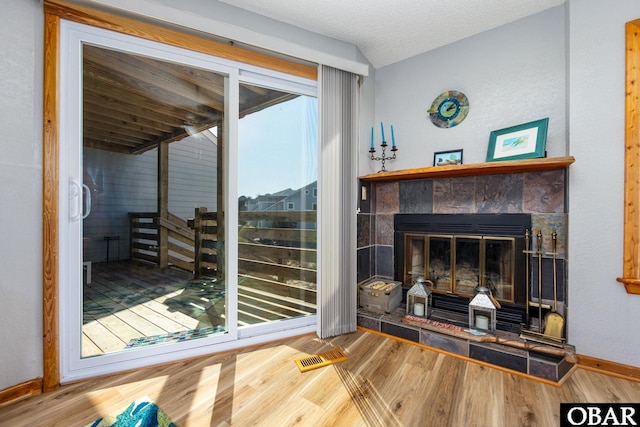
<box><xmin>370</xmin><ymin>122</ymin><xmax>398</xmax><ymax>172</ymax></box>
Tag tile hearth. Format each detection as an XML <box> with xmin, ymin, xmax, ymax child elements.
<box><xmin>357</xmin><ymin>306</ymin><xmax>575</xmax><ymax>383</ymax></box>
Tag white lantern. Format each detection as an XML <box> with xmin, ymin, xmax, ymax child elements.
<box><xmin>406</xmin><ymin>278</ymin><xmax>432</xmax><ymax>318</ymax></box>
<box><xmin>468</xmin><ymin>286</ymin><xmax>497</xmax><ymax>333</ymax></box>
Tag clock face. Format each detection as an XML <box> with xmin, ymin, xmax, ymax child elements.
<box><xmin>429</xmin><ymin>91</ymin><xmax>469</xmax><ymax>128</ymax></box>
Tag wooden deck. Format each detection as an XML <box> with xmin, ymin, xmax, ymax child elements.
<box><xmin>82</xmin><ymin>261</ymin><xmax>316</xmax><ymax>357</ymax></box>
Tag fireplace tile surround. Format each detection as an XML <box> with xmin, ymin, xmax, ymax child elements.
<box><xmin>357</xmin><ymin>169</ymin><xmax>568</xmax><ymax>282</ymax></box>
<box><xmin>356</xmin><ymin>168</ymin><xmax>572</xmax><ymax>382</ymax></box>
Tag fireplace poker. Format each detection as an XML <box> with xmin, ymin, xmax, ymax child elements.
<box><xmin>537</xmin><ymin>230</ymin><xmax>543</xmax><ymax>333</ymax></box>
<box><xmin>524</xmin><ymin>229</ymin><xmax>530</xmax><ymax>329</ymax></box>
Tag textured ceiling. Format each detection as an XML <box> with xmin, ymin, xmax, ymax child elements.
<box><xmin>217</xmin><ymin>0</ymin><xmax>565</xmax><ymax>69</ymax></box>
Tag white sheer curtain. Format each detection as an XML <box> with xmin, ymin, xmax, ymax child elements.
<box><xmin>317</xmin><ymin>65</ymin><xmax>358</xmax><ymax>338</ymax></box>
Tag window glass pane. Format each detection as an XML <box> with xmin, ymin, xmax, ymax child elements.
<box><xmin>237</xmin><ymin>85</ymin><xmax>318</xmax><ymax>327</ymax></box>
<box><xmin>81</xmin><ymin>44</ymin><xmax>228</xmax><ymax>357</ymax></box>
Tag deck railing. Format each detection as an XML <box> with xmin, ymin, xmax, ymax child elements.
<box><xmin>192</xmin><ymin>207</ymin><xmax>219</xmax><ymax>278</ymax></box>
<box><xmin>129</xmin><ymin>212</ymin><xmax>195</xmax><ymax>271</ymax></box>
<box><xmin>237</xmin><ymin>210</ymin><xmax>317</xmax><ymax>311</ymax></box>
<box><xmin>129</xmin><ymin>208</ymin><xmax>317</xmax><ymax>323</ymax></box>
<box><xmin>129</xmin><ymin>210</ymin><xmax>317</xmax><ymax>283</ymax></box>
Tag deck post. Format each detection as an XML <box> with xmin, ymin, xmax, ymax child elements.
<box><xmin>158</xmin><ymin>141</ymin><xmax>169</xmax><ymax>268</ymax></box>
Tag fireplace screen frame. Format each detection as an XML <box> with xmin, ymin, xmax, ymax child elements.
<box><xmin>403</xmin><ymin>233</ymin><xmax>516</xmax><ymax>303</ymax></box>
<box><xmin>394</xmin><ymin>213</ymin><xmax>531</xmax><ymax>309</ymax></box>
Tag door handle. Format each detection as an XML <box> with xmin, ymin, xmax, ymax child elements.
<box><xmin>69</xmin><ymin>180</ymin><xmax>81</xmax><ymax>221</ymax></box>
<box><xmin>82</xmin><ymin>183</ymin><xmax>92</xmax><ymax>220</ymax></box>
<box><xmin>69</xmin><ymin>180</ymin><xmax>92</xmax><ymax>221</ymax></box>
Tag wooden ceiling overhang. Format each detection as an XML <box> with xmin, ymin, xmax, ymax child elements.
<box><xmin>46</xmin><ymin>0</ymin><xmax>318</xmax><ymax>155</ymax></box>
<box><xmin>82</xmin><ymin>44</ymin><xmax>297</xmax><ymax>154</ymax></box>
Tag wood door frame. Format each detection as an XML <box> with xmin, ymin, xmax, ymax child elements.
<box><xmin>42</xmin><ymin>0</ymin><xmax>317</xmax><ymax>391</ymax></box>
<box><xmin>43</xmin><ymin>9</ymin><xmax>61</xmax><ymax>392</ymax></box>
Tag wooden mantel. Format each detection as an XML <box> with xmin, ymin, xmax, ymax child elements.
<box><xmin>359</xmin><ymin>156</ymin><xmax>575</xmax><ymax>182</ymax></box>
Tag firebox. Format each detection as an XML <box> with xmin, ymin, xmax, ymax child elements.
<box><xmin>394</xmin><ymin>214</ymin><xmax>531</xmax><ymax>333</ymax></box>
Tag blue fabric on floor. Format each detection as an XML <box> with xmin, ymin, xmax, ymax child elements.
<box><xmin>88</xmin><ymin>397</ymin><xmax>176</xmax><ymax>427</ymax></box>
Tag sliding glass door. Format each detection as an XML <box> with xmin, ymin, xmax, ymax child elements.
<box><xmin>59</xmin><ymin>20</ymin><xmax>317</xmax><ymax>381</ymax></box>
<box><xmin>59</xmin><ymin>22</ymin><xmax>240</xmax><ymax>380</ymax></box>
<box><xmin>78</xmin><ymin>43</ymin><xmax>230</xmax><ymax>358</ymax></box>
<box><xmin>237</xmin><ymin>83</ymin><xmax>318</xmax><ymax>334</ymax></box>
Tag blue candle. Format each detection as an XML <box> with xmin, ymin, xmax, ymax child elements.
<box><xmin>371</xmin><ymin>126</ymin><xmax>374</xmax><ymax>149</ymax></box>
<box><xmin>391</xmin><ymin>125</ymin><xmax>396</xmax><ymax>147</ymax></box>
<box><xmin>380</xmin><ymin>122</ymin><xmax>385</xmax><ymax>142</ymax></box>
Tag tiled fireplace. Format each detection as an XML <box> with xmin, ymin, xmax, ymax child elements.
<box><xmin>356</xmin><ymin>164</ymin><xmax>573</xmax><ymax>382</ymax></box>
<box><xmin>394</xmin><ymin>213</ymin><xmax>531</xmax><ymax>333</ymax></box>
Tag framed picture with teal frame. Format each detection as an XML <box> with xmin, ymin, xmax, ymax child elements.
<box><xmin>486</xmin><ymin>118</ymin><xmax>548</xmax><ymax>162</ymax></box>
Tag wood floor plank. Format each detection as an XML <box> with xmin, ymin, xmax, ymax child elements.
<box><xmin>413</xmin><ymin>352</ymin><xmax>466</xmax><ymax>426</ymax></box>
<box><xmin>2</xmin><ymin>330</ymin><xmax>640</xmax><ymax>426</ymax></box>
<box><xmin>575</xmin><ymin>367</ymin><xmax>638</xmax><ymax>402</ymax></box>
<box><xmin>456</xmin><ymin>364</ymin><xmax>488</xmax><ymax>424</ymax></box>
<box><xmin>330</xmin><ymin>366</ymin><xmax>399</xmax><ymax>427</ymax></box>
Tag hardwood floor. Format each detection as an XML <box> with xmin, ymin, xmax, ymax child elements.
<box><xmin>1</xmin><ymin>329</ymin><xmax>638</xmax><ymax>426</ymax></box>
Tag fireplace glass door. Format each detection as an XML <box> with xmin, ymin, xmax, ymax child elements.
<box><xmin>403</xmin><ymin>234</ymin><xmax>515</xmax><ymax>302</ymax></box>
<box><xmin>484</xmin><ymin>238</ymin><xmax>515</xmax><ymax>301</ymax></box>
<box><xmin>454</xmin><ymin>236</ymin><xmax>482</xmax><ymax>296</ymax></box>
<box><xmin>428</xmin><ymin>235</ymin><xmax>452</xmax><ymax>292</ymax></box>
<box><xmin>404</xmin><ymin>235</ymin><xmax>425</xmax><ymax>283</ymax></box>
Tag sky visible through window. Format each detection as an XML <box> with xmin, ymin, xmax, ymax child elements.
<box><xmin>238</xmin><ymin>96</ymin><xmax>318</xmax><ymax>198</ymax></box>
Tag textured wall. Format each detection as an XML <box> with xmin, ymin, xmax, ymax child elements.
<box><xmin>365</xmin><ymin>6</ymin><xmax>567</xmax><ymax>176</ymax></box>
<box><xmin>568</xmin><ymin>0</ymin><xmax>640</xmax><ymax>367</ymax></box>
<box><xmin>0</xmin><ymin>0</ymin><xmax>43</xmax><ymax>390</ymax></box>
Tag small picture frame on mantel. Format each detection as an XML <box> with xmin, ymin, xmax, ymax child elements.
<box><xmin>433</xmin><ymin>149</ymin><xmax>463</xmax><ymax>166</ymax></box>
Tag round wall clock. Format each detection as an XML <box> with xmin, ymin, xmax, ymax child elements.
<box><xmin>428</xmin><ymin>90</ymin><xmax>470</xmax><ymax>128</ymax></box>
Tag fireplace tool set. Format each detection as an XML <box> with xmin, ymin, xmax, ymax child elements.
<box><xmin>520</xmin><ymin>228</ymin><xmax>566</xmax><ymax>345</ymax></box>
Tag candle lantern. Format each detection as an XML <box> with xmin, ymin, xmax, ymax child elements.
<box><xmin>406</xmin><ymin>277</ymin><xmax>432</xmax><ymax>318</ymax></box>
<box><xmin>468</xmin><ymin>286</ymin><xmax>498</xmax><ymax>333</ymax></box>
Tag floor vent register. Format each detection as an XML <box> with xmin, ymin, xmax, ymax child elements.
<box><xmin>295</xmin><ymin>349</ymin><xmax>348</xmax><ymax>372</ymax></box>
